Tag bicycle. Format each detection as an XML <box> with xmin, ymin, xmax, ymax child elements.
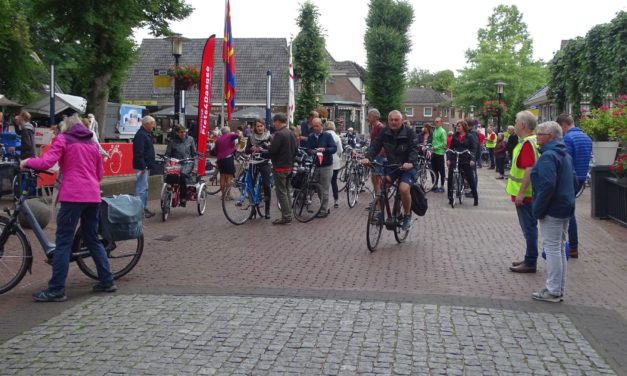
<box><xmin>222</xmin><ymin>153</ymin><xmax>272</xmax><ymax>225</ymax></box>
<box><xmin>366</xmin><ymin>162</ymin><xmax>411</xmax><ymax>252</ymax></box>
<box><xmin>291</xmin><ymin>149</ymin><xmax>322</xmax><ymax>223</ymax></box>
<box><xmin>205</xmin><ymin>159</ymin><xmax>221</xmax><ymax>195</ymax></box>
<box><xmin>0</xmin><ymin>169</ymin><xmax>144</xmax><ymax>294</ymax></box>
<box><xmin>346</xmin><ymin>148</ymin><xmax>373</xmax><ymax>208</ymax></box>
<box><xmin>158</xmin><ymin>154</ymin><xmax>208</xmax><ymax>221</ymax></box>
<box><xmin>575</xmin><ymin>158</ymin><xmax>594</xmax><ymax>198</ymax></box>
<box><xmin>415</xmin><ymin>155</ymin><xmax>436</xmax><ymax>193</ymax></box>
<box><xmin>447</xmin><ymin>149</ymin><xmax>473</xmax><ymax>208</ymax></box>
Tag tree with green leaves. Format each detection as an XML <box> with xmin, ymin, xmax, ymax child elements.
<box><xmin>364</xmin><ymin>0</ymin><xmax>414</xmax><ymax>119</ymax></box>
<box><xmin>548</xmin><ymin>11</ymin><xmax>626</xmax><ymax>116</ymax></box>
<box><xmin>293</xmin><ymin>1</ymin><xmax>329</xmax><ymax>123</ymax></box>
<box><xmin>453</xmin><ymin>5</ymin><xmax>546</xmax><ymax>125</ymax></box>
<box><xmin>0</xmin><ymin>0</ymin><xmax>45</xmax><ymax>103</ymax></box>
<box><xmin>406</xmin><ymin>68</ymin><xmax>454</xmax><ymax>94</ymax></box>
<box><xmin>29</xmin><ymin>0</ymin><xmax>192</xmax><ymax>138</ymax></box>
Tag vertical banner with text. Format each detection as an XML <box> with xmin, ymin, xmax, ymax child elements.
<box><xmin>196</xmin><ymin>35</ymin><xmax>216</xmax><ymax>176</ymax></box>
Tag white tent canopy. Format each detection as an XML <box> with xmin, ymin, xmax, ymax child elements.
<box><xmin>23</xmin><ymin>93</ymin><xmax>87</xmax><ymax>116</ymax></box>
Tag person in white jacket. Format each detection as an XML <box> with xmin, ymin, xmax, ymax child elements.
<box><xmin>84</xmin><ymin>114</ymin><xmax>109</xmax><ymax>159</ymax></box>
<box><xmin>325</xmin><ymin>121</ymin><xmax>343</xmax><ymax>209</ymax></box>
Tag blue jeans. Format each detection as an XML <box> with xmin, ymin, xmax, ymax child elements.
<box><xmin>49</xmin><ymin>203</ymin><xmax>113</xmax><ymax>292</ymax></box>
<box><xmin>540</xmin><ymin>215</ymin><xmax>569</xmax><ymax>296</ymax></box>
<box><xmin>135</xmin><ymin>169</ymin><xmax>149</xmax><ymax>208</ymax></box>
<box><xmin>568</xmin><ymin>180</ymin><xmax>584</xmax><ymax>249</ymax></box>
<box><xmin>515</xmin><ymin>202</ymin><xmax>538</xmax><ymax>266</ymax></box>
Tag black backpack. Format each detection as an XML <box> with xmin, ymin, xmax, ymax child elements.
<box><xmin>410</xmin><ymin>184</ymin><xmax>428</xmax><ymax>216</ymax></box>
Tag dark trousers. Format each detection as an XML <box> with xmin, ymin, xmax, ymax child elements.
<box><xmin>448</xmin><ymin>163</ymin><xmax>478</xmax><ymax>202</ymax></box>
<box><xmin>49</xmin><ymin>203</ymin><xmax>113</xmax><ymax>292</ymax></box>
<box><xmin>488</xmin><ymin>148</ymin><xmax>495</xmax><ymax>167</ymax></box>
<box><xmin>431</xmin><ymin>154</ymin><xmax>446</xmax><ymax>187</ymax></box>
<box><xmin>331</xmin><ymin>169</ymin><xmax>339</xmax><ymax>201</ymax></box>
<box><xmin>516</xmin><ymin>201</ymin><xmax>539</xmax><ymax>266</ymax></box>
<box><xmin>495</xmin><ymin>157</ymin><xmax>506</xmax><ymax>176</ymax></box>
<box><xmin>256</xmin><ymin>163</ymin><xmax>272</xmax><ymax>203</ymax></box>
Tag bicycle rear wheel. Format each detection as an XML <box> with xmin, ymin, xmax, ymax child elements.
<box><xmin>222</xmin><ymin>185</ymin><xmax>252</xmax><ymax>225</ymax></box>
<box><xmin>0</xmin><ymin>217</ymin><xmax>32</xmax><ymax>294</ymax></box>
<box><xmin>206</xmin><ymin>170</ymin><xmax>221</xmax><ymax>195</ymax></box>
<box><xmin>366</xmin><ymin>199</ymin><xmax>383</xmax><ymax>252</ymax></box>
<box><xmin>197</xmin><ymin>183</ymin><xmax>207</xmax><ymax>215</ymax></box>
<box><xmin>416</xmin><ymin>168</ymin><xmax>436</xmax><ymax>193</ymax></box>
<box><xmin>338</xmin><ymin>166</ymin><xmax>348</xmax><ymax>192</ymax></box>
<box><xmin>293</xmin><ymin>185</ymin><xmax>322</xmax><ymax>223</ymax></box>
<box><xmin>575</xmin><ymin>180</ymin><xmax>586</xmax><ymax>198</ymax></box>
<box><xmin>347</xmin><ymin>173</ymin><xmax>359</xmax><ymax>208</ymax></box>
<box><xmin>74</xmin><ymin>230</ymin><xmax>144</xmax><ymax>280</ymax></box>
<box><xmin>450</xmin><ymin>174</ymin><xmax>457</xmax><ymax>208</ymax></box>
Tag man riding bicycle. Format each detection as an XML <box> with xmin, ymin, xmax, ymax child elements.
<box><xmin>165</xmin><ymin>124</ymin><xmax>198</xmax><ymax>206</ymax></box>
<box><xmin>361</xmin><ymin>110</ymin><xmax>418</xmax><ymax>231</ymax></box>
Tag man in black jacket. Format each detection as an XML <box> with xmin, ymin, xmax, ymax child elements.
<box><xmin>15</xmin><ymin>110</ymin><xmax>36</xmax><ymax>159</ymax></box>
<box><xmin>306</xmin><ymin>117</ymin><xmax>337</xmax><ymax>218</ymax></box>
<box><xmin>133</xmin><ymin>116</ymin><xmax>156</xmax><ymax>218</ymax></box>
<box><xmin>363</xmin><ymin>110</ymin><xmax>418</xmax><ymax>231</ymax></box>
<box><xmin>268</xmin><ymin>114</ymin><xmax>298</xmax><ymax>225</ymax></box>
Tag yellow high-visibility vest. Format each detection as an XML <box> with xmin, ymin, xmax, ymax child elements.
<box><xmin>505</xmin><ymin>135</ymin><xmax>538</xmax><ymax>198</ymax></box>
<box><xmin>486</xmin><ymin>132</ymin><xmax>497</xmax><ymax>148</ymax></box>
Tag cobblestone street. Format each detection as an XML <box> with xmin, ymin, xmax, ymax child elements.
<box><xmin>1</xmin><ymin>167</ymin><xmax>626</xmax><ymax>375</ymax></box>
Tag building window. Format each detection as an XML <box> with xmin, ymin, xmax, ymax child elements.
<box><xmin>441</xmin><ymin>108</ymin><xmax>448</xmax><ymax>117</ymax></box>
<box><xmin>424</xmin><ymin>107</ymin><xmax>433</xmax><ymax>117</ymax></box>
<box><xmin>405</xmin><ymin>107</ymin><xmax>414</xmax><ymax>117</ymax></box>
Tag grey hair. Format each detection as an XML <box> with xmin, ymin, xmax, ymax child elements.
<box><xmin>507</xmin><ymin>125</ymin><xmax>515</xmax><ymax>131</ymax></box>
<box><xmin>388</xmin><ymin>110</ymin><xmax>403</xmax><ymax>118</ymax></box>
<box><xmin>368</xmin><ymin>108</ymin><xmax>380</xmax><ymax>119</ymax></box>
<box><xmin>325</xmin><ymin>121</ymin><xmax>336</xmax><ymax>131</ymax></box>
<box><xmin>515</xmin><ymin>110</ymin><xmax>537</xmax><ymax>131</ymax></box>
<box><xmin>221</xmin><ymin>126</ymin><xmax>231</xmax><ymax>135</ymax></box>
<box><xmin>141</xmin><ymin>115</ymin><xmax>155</xmax><ymax>125</ymax></box>
<box><xmin>537</xmin><ymin>121</ymin><xmax>563</xmax><ymax>138</ymax></box>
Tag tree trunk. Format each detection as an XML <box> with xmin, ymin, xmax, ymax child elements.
<box><xmin>89</xmin><ymin>72</ymin><xmax>112</xmax><ymax>141</ymax></box>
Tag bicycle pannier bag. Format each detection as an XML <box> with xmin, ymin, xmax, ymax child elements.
<box><xmin>291</xmin><ymin>168</ymin><xmax>307</xmax><ymax>189</ymax></box>
<box><xmin>410</xmin><ymin>184</ymin><xmax>428</xmax><ymax>216</ymax></box>
<box><xmin>100</xmin><ymin>195</ymin><xmax>143</xmax><ymax>241</ymax></box>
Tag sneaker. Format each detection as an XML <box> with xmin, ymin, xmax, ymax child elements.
<box><xmin>144</xmin><ymin>209</ymin><xmax>155</xmax><ymax>218</ymax></box>
<box><xmin>272</xmin><ymin>217</ymin><xmax>292</xmax><ymax>225</ymax></box>
<box><xmin>369</xmin><ymin>210</ymin><xmax>383</xmax><ymax>225</ymax></box>
<box><xmin>401</xmin><ymin>214</ymin><xmax>412</xmax><ymax>231</ymax></box>
<box><xmin>93</xmin><ymin>282</ymin><xmax>118</xmax><ymax>293</ymax></box>
<box><xmin>532</xmin><ymin>288</ymin><xmax>563</xmax><ymax>303</ymax></box>
<box><xmin>315</xmin><ymin>211</ymin><xmax>328</xmax><ymax>218</ymax></box>
<box><xmin>33</xmin><ymin>289</ymin><xmax>67</xmax><ymax>302</ymax></box>
<box><xmin>334</xmin><ymin>201</ymin><xmax>339</xmax><ymax>208</ymax></box>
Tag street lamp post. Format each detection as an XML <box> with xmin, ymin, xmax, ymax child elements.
<box><xmin>170</xmin><ymin>33</ymin><xmax>184</xmax><ymax>126</ymax></box>
<box><xmin>469</xmin><ymin>105</ymin><xmax>475</xmax><ymax>119</ymax></box>
<box><xmin>495</xmin><ymin>81</ymin><xmax>506</xmax><ymax>134</ymax></box>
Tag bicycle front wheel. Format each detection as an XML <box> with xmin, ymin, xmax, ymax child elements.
<box><xmin>160</xmin><ymin>184</ymin><xmax>172</xmax><ymax>222</ymax></box>
<box><xmin>366</xmin><ymin>199</ymin><xmax>383</xmax><ymax>252</ymax></box>
<box><xmin>206</xmin><ymin>170</ymin><xmax>221</xmax><ymax>195</ymax></box>
<box><xmin>74</xmin><ymin>230</ymin><xmax>144</xmax><ymax>280</ymax></box>
<box><xmin>575</xmin><ymin>181</ymin><xmax>586</xmax><ymax>198</ymax></box>
<box><xmin>457</xmin><ymin>174</ymin><xmax>465</xmax><ymax>205</ymax></box>
<box><xmin>0</xmin><ymin>217</ymin><xmax>32</xmax><ymax>294</ymax></box>
<box><xmin>450</xmin><ymin>174</ymin><xmax>458</xmax><ymax>208</ymax></box>
<box><xmin>222</xmin><ymin>185</ymin><xmax>252</xmax><ymax>225</ymax></box>
<box><xmin>197</xmin><ymin>183</ymin><xmax>207</xmax><ymax>215</ymax></box>
<box><xmin>347</xmin><ymin>173</ymin><xmax>359</xmax><ymax>208</ymax></box>
<box><xmin>393</xmin><ymin>195</ymin><xmax>409</xmax><ymax>243</ymax></box>
<box><xmin>416</xmin><ymin>168</ymin><xmax>436</xmax><ymax>193</ymax></box>
<box><xmin>293</xmin><ymin>185</ymin><xmax>322</xmax><ymax>223</ymax></box>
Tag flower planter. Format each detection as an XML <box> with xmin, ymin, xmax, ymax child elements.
<box><xmin>605</xmin><ymin>177</ymin><xmax>627</xmax><ymax>226</ymax></box>
<box><xmin>592</xmin><ymin>141</ymin><xmax>620</xmax><ymax>166</ymax></box>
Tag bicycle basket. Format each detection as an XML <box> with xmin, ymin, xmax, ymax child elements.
<box><xmin>100</xmin><ymin>195</ymin><xmax>143</xmax><ymax>241</ymax></box>
<box><xmin>291</xmin><ymin>168</ymin><xmax>308</xmax><ymax>189</ymax></box>
<box><xmin>164</xmin><ymin>159</ymin><xmax>181</xmax><ymax>175</ymax></box>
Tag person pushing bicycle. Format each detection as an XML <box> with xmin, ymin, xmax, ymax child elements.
<box><xmin>361</xmin><ymin>110</ymin><xmax>418</xmax><ymax>231</ymax></box>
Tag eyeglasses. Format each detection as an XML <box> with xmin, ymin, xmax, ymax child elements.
<box><xmin>536</xmin><ymin>133</ymin><xmax>551</xmax><ymax>136</ymax></box>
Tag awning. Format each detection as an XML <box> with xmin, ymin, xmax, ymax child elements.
<box><xmin>151</xmin><ymin>106</ymin><xmax>217</xmax><ymax>119</ymax></box>
<box><xmin>0</xmin><ymin>95</ymin><xmax>22</xmax><ymax>107</ymax></box>
<box><xmin>231</xmin><ymin>106</ymin><xmax>272</xmax><ymax>120</ymax></box>
<box><xmin>23</xmin><ymin>93</ymin><xmax>87</xmax><ymax>116</ymax></box>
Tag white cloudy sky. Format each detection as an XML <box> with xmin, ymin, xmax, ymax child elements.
<box><xmin>134</xmin><ymin>0</ymin><xmax>626</xmax><ymax>73</ymax></box>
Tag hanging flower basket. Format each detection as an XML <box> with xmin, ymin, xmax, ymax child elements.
<box><xmin>168</xmin><ymin>65</ymin><xmax>200</xmax><ymax>90</ymax></box>
<box><xmin>482</xmin><ymin>100</ymin><xmax>508</xmax><ymax>118</ymax></box>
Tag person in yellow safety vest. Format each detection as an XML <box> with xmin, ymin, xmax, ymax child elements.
<box><xmin>507</xmin><ymin>110</ymin><xmax>540</xmax><ymax>274</ymax></box>
<box><xmin>485</xmin><ymin>124</ymin><xmax>497</xmax><ymax>169</ymax></box>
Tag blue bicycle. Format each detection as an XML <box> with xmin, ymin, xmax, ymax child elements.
<box><xmin>222</xmin><ymin>154</ymin><xmax>270</xmax><ymax>225</ymax></box>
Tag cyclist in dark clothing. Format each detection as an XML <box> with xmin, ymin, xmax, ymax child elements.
<box><xmin>447</xmin><ymin>120</ymin><xmax>479</xmax><ymax>206</ymax></box>
<box><xmin>165</xmin><ymin>125</ymin><xmax>197</xmax><ymax>206</ymax></box>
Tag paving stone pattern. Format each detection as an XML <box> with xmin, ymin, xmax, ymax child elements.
<box><xmin>0</xmin><ymin>295</ymin><xmax>616</xmax><ymax>375</ymax></box>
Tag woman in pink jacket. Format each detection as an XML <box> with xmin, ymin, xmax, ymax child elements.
<box><xmin>20</xmin><ymin>114</ymin><xmax>115</xmax><ymax>302</ymax></box>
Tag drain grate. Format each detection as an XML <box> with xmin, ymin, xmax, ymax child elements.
<box><xmin>155</xmin><ymin>235</ymin><xmax>178</xmax><ymax>242</ymax></box>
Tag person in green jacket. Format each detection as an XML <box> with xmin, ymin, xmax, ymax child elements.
<box><xmin>431</xmin><ymin>117</ymin><xmax>447</xmax><ymax>193</ymax></box>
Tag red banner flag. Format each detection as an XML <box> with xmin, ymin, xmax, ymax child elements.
<box><xmin>223</xmin><ymin>0</ymin><xmax>236</xmax><ymax>121</ymax></box>
<box><xmin>197</xmin><ymin>35</ymin><xmax>216</xmax><ymax>176</ymax></box>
